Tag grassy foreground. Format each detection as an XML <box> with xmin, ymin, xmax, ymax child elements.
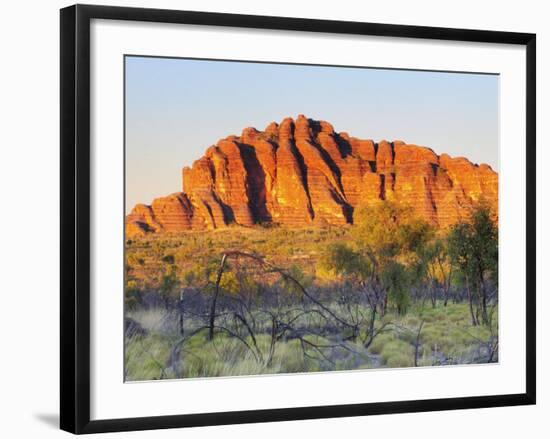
<box><xmin>125</xmin><ymin>302</ymin><xmax>497</xmax><ymax>381</ymax></box>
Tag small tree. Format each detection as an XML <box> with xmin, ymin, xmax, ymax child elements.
<box><xmin>447</xmin><ymin>201</ymin><xmax>498</xmax><ymax>326</ymax></box>
<box><xmin>159</xmin><ymin>254</ymin><xmax>178</xmax><ymax>307</ymax></box>
<box><xmin>419</xmin><ymin>237</ymin><xmax>453</xmax><ymax>308</ymax></box>
<box><xmin>159</xmin><ymin>265</ymin><xmax>178</xmax><ymax>307</ymax></box>
<box><xmin>318</xmin><ymin>243</ymin><xmax>377</xmax><ymax>341</ymax></box>
<box><xmin>352</xmin><ymin>200</ymin><xmax>431</xmax><ymax>315</ymax></box>
<box><xmin>469</xmin><ymin>201</ymin><xmax>498</xmax><ymax>324</ymax></box>
<box><xmin>381</xmin><ymin>261</ymin><xmax>409</xmax><ymax>314</ymax></box>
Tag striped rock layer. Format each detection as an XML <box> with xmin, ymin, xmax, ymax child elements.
<box><xmin>126</xmin><ymin>115</ymin><xmax>498</xmax><ymax>236</ymax></box>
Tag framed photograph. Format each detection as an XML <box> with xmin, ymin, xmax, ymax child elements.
<box><xmin>60</xmin><ymin>4</ymin><xmax>536</xmax><ymax>434</ymax></box>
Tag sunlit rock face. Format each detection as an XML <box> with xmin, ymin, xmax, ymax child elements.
<box><xmin>126</xmin><ymin>115</ymin><xmax>498</xmax><ymax>236</ymax></box>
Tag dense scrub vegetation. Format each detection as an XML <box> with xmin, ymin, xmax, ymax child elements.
<box><xmin>124</xmin><ymin>200</ymin><xmax>498</xmax><ymax>381</ymax></box>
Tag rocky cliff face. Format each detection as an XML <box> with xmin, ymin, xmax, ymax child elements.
<box><xmin>126</xmin><ymin>115</ymin><xmax>498</xmax><ymax>237</ymax></box>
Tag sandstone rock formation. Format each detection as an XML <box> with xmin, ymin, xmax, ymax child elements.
<box><xmin>126</xmin><ymin>115</ymin><xmax>498</xmax><ymax>236</ymax></box>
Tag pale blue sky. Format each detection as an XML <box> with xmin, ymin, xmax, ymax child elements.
<box><xmin>125</xmin><ymin>56</ymin><xmax>499</xmax><ymax>213</ymax></box>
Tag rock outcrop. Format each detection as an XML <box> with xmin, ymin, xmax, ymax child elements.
<box><xmin>126</xmin><ymin>115</ymin><xmax>498</xmax><ymax>236</ymax></box>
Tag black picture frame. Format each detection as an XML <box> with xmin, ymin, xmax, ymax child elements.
<box><xmin>60</xmin><ymin>4</ymin><xmax>536</xmax><ymax>434</ymax></box>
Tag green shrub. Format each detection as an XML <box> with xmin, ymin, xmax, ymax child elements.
<box><xmin>368</xmin><ymin>333</ymin><xmax>395</xmax><ymax>355</ymax></box>
<box><xmin>380</xmin><ymin>339</ymin><xmax>413</xmax><ymax>366</ymax></box>
<box><xmin>386</xmin><ymin>353</ymin><xmax>413</xmax><ymax>368</ymax></box>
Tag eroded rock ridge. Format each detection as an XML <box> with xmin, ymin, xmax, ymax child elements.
<box><xmin>127</xmin><ymin>115</ymin><xmax>498</xmax><ymax>236</ymax></box>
